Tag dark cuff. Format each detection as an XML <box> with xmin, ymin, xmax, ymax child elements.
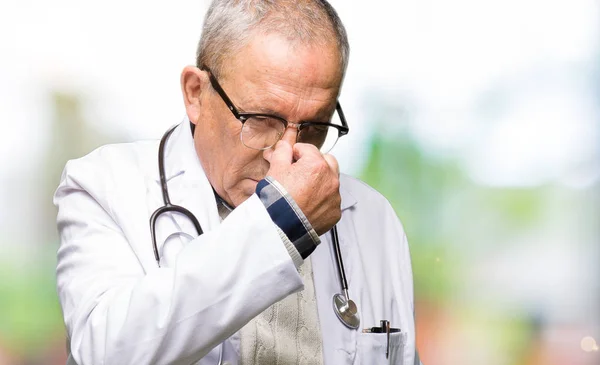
<box><xmin>256</xmin><ymin>176</ymin><xmax>321</xmax><ymax>259</ymax></box>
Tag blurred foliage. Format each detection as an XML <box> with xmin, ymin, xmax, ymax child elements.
<box><xmin>0</xmin><ymin>91</ymin><xmax>123</xmax><ymax>363</ymax></box>
<box><xmin>0</xmin><ymin>247</ymin><xmax>63</xmax><ymax>357</ymax></box>
<box><xmin>360</xmin><ymin>126</ymin><xmax>466</xmax><ymax>302</ymax></box>
<box><xmin>359</xmin><ymin>120</ymin><xmax>552</xmax><ymax>307</ymax></box>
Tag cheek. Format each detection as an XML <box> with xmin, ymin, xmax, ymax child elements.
<box><xmin>224</xmin><ymin>121</ymin><xmax>242</xmax><ymax>145</ymax></box>
<box><xmin>199</xmin><ymin>99</ymin><xmax>241</xmax><ymax>145</ymax></box>
<box><xmin>225</xmin><ymin>149</ymin><xmax>264</xmax><ymax>182</ymax></box>
<box><xmin>206</xmin><ymin>113</ymin><xmax>245</xmax><ymax>171</ymax></box>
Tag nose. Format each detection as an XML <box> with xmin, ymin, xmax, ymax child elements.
<box><xmin>280</xmin><ymin>123</ymin><xmax>300</xmax><ymax>145</ymax></box>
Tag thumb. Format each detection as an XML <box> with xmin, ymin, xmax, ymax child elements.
<box><xmin>323</xmin><ymin>153</ymin><xmax>340</xmax><ymax>176</ymax></box>
<box><xmin>263</xmin><ymin>140</ymin><xmax>293</xmax><ymax>166</ymax></box>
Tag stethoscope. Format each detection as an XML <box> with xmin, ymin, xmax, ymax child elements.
<box><xmin>149</xmin><ymin>125</ymin><xmax>361</xmax><ymax>362</ymax></box>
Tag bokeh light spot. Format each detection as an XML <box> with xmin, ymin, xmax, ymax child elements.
<box><xmin>581</xmin><ymin>336</ymin><xmax>598</xmax><ymax>352</ymax></box>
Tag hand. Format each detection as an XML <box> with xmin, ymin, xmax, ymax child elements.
<box><xmin>263</xmin><ymin>140</ymin><xmax>341</xmax><ymax>236</ymax></box>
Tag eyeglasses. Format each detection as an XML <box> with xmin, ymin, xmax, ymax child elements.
<box><xmin>202</xmin><ymin>66</ymin><xmax>349</xmax><ymax>154</ymax></box>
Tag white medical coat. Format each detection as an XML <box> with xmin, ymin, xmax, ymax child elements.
<box><xmin>54</xmin><ymin>121</ymin><xmax>419</xmax><ymax>365</ymax></box>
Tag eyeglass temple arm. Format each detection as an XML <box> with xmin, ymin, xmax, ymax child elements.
<box><xmin>201</xmin><ymin>65</ymin><xmax>241</xmax><ymax>119</ymax></box>
<box><xmin>336</xmin><ymin>102</ymin><xmax>349</xmax><ymax>133</ymax></box>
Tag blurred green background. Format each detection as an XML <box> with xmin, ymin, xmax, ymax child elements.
<box><xmin>0</xmin><ymin>0</ymin><xmax>598</xmax><ymax>364</ymax></box>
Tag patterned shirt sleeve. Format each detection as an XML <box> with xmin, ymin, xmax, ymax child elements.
<box><xmin>255</xmin><ymin>176</ymin><xmax>321</xmax><ymax>265</ymax></box>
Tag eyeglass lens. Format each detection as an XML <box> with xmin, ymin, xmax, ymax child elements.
<box><xmin>240</xmin><ymin>111</ymin><xmax>342</xmax><ymax>153</ymax></box>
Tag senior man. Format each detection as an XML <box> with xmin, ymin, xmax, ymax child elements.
<box><xmin>54</xmin><ymin>1</ymin><xmax>420</xmax><ymax>364</ymax></box>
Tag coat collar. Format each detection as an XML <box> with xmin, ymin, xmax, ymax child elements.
<box><xmin>339</xmin><ymin>181</ymin><xmax>357</xmax><ymax>211</ymax></box>
<box><xmin>151</xmin><ymin>118</ymin><xmax>357</xmax><ymax>211</ymax></box>
<box><xmin>149</xmin><ymin>118</ymin><xmax>221</xmax><ymax>234</ymax></box>
<box><xmin>153</xmin><ymin>119</ymin><xmax>203</xmax><ymax>184</ymax></box>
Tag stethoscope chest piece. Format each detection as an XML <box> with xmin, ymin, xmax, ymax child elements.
<box><xmin>333</xmin><ymin>293</ymin><xmax>360</xmax><ymax>329</ymax></box>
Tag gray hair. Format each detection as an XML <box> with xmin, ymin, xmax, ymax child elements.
<box><xmin>196</xmin><ymin>0</ymin><xmax>349</xmax><ymax>79</ymax></box>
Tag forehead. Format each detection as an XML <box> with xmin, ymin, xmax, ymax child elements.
<box><xmin>220</xmin><ymin>32</ymin><xmax>343</xmax><ymax>117</ymax></box>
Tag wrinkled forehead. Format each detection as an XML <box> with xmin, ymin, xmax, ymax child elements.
<box><xmin>219</xmin><ymin>30</ymin><xmax>344</xmax><ymax>92</ymax></box>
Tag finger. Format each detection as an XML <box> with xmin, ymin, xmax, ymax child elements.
<box><xmin>323</xmin><ymin>154</ymin><xmax>340</xmax><ymax>176</ymax></box>
<box><xmin>264</xmin><ymin>139</ymin><xmax>293</xmax><ymax>166</ymax></box>
<box><xmin>292</xmin><ymin>142</ymin><xmax>321</xmax><ymax>162</ymax></box>
<box><xmin>263</xmin><ymin>147</ymin><xmax>273</xmax><ymax>161</ymax></box>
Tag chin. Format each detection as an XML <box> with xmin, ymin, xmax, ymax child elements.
<box><xmin>245</xmin><ymin>178</ymin><xmax>259</xmax><ymax>195</ymax></box>
<box><xmin>230</xmin><ymin>179</ymin><xmax>259</xmax><ymax>207</ymax></box>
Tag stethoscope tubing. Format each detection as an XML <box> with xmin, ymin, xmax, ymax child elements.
<box><xmin>158</xmin><ymin>125</ymin><xmax>176</xmax><ymax>206</ymax></box>
<box><xmin>330</xmin><ymin>225</ymin><xmax>349</xmax><ymax>293</ymax></box>
<box><xmin>150</xmin><ymin>125</ymin><xmax>203</xmax><ymax>267</ymax></box>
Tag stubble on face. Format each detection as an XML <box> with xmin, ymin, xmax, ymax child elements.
<box><xmin>192</xmin><ymin>32</ymin><xmax>343</xmax><ymax>207</ymax></box>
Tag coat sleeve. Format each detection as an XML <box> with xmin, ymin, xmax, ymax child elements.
<box><xmin>54</xmin><ymin>157</ymin><xmax>303</xmax><ymax>365</ymax></box>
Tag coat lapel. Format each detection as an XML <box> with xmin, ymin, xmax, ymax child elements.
<box><xmin>109</xmin><ymin>141</ymin><xmax>161</xmax><ymax>273</ymax></box>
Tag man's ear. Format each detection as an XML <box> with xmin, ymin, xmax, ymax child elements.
<box><xmin>180</xmin><ymin>66</ymin><xmax>208</xmax><ymax>125</ymax></box>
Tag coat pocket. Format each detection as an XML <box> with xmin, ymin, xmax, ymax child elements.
<box><xmin>356</xmin><ymin>331</ymin><xmax>407</xmax><ymax>365</ymax></box>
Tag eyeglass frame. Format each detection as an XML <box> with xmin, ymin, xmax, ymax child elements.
<box><xmin>201</xmin><ymin>65</ymin><xmax>349</xmax><ymax>151</ymax></box>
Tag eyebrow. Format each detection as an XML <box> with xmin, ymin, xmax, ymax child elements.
<box><xmin>240</xmin><ymin>106</ymin><xmax>282</xmax><ymax>117</ymax></box>
<box><xmin>238</xmin><ymin>104</ymin><xmax>334</xmax><ymax>124</ymax></box>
